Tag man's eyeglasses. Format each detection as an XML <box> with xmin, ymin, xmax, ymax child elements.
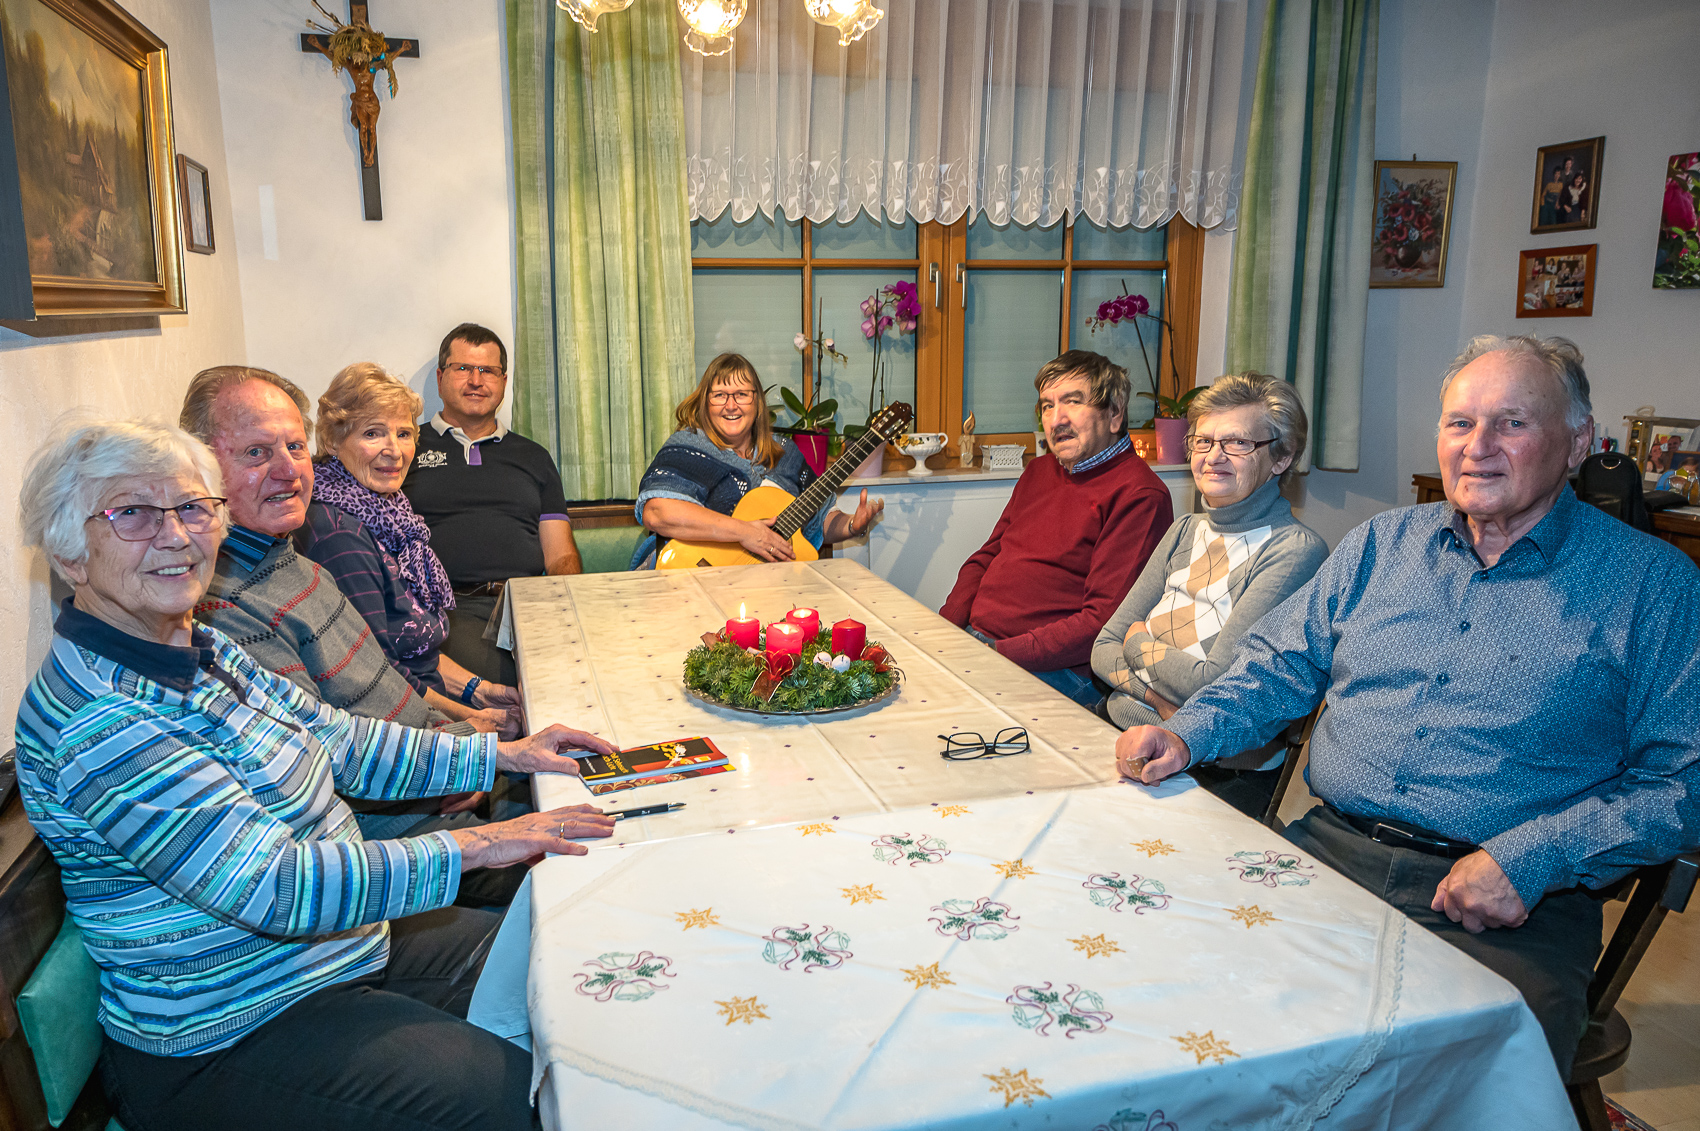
<box><xmin>939</xmin><ymin>728</ymin><xmax>1030</xmax><ymax>760</ymax></box>
<box><xmin>88</xmin><ymin>498</ymin><xmax>227</xmax><ymax>542</ymax></box>
<box><xmin>1185</xmin><ymin>435</ymin><xmax>1278</xmax><ymax>457</ymax></box>
<box><xmin>445</xmin><ymin>363</ymin><xmax>506</xmax><ymax>379</ymax></box>
<box><xmin>708</xmin><ymin>389</ymin><xmax>757</xmax><ymax>406</ymax></box>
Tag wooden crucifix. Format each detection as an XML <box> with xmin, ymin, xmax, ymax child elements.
<box><xmin>300</xmin><ymin>1</ymin><xmax>420</xmax><ymax>220</ymax></box>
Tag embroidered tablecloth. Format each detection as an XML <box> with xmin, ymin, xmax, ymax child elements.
<box><xmin>525</xmin><ymin>784</ymin><xmax>1571</xmax><ymax>1130</ymax></box>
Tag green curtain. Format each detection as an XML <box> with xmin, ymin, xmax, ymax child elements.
<box><xmin>508</xmin><ymin>0</ymin><xmax>696</xmax><ymax>499</ymax></box>
<box><xmin>1226</xmin><ymin>0</ymin><xmax>1378</xmax><ymax>472</ymax></box>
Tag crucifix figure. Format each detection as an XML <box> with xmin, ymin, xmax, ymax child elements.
<box><xmin>301</xmin><ymin>1</ymin><xmax>420</xmax><ymax>220</ymax></box>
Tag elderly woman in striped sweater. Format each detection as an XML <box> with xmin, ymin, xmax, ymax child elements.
<box><xmin>15</xmin><ymin>417</ymin><xmax>615</xmax><ymax>1131</ymax></box>
<box><xmin>1091</xmin><ymin>373</ymin><xmax>1329</xmax><ymax>817</ymax></box>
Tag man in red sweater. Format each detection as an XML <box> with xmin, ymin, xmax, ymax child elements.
<box><xmin>941</xmin><ymin>350</ymin><xmax>1173</xmax><ymax>706</ymax></box>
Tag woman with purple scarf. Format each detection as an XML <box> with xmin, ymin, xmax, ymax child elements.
<box><xmin>299</xmin><ymin>364</ymin><xmax>524</xmax><ymax>742</ymax></box>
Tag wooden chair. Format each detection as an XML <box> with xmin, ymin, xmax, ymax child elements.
<box><xmin>1260</xmin><ymin>704</ymin><xmax>1324</xmax><ymax>829</ymax></box>
<box><xmin>1568</xmin><ymin>851</ymin><xmax>1700</xmax><ymax>1130</ymax></box>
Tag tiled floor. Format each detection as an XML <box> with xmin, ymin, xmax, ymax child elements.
<box><xmin>1603</xmin><ymin>898</ymin><xmax>1700</xmax><ymax>1130</ymax></box>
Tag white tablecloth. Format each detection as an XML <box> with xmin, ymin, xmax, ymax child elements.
<box><xmin>524</xmin><ymin>784</ymin><xmax>1570</xmax><ymax>1130</ymax></box>
<box><xmin>508</xmin><ymin>560</ymin><xmax>1121</xmax><ymax>838</ymax></box>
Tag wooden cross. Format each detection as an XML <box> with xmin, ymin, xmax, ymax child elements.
<box><xmin>300</xmin><ymin>1</ymin><xmax>420</xmax><ymax>221</ymax></box>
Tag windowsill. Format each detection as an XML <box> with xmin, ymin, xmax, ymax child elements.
<box><xmin>844</xmin><ymin>460</ymin><xmax>1190</xmax><ymax>487</ymax></box>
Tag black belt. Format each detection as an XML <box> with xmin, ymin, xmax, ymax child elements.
<box><xmin>453</xmin><ymin>582</ymin><xmax>506</xmax><ymax>599</ymax></box>
<box><xmin>1329</xmin><ymin>806</ymin><xmax>1479</xmax><ymax>860</ymax></box>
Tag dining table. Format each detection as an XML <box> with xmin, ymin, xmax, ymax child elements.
<box><xmin>477</xmin><ymin>560</ymin><xmax>1574</xmax><ymax>1130</ymax></box>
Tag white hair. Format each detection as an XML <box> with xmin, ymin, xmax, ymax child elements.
<box><xmin>20</xmin><ymin>416</ymin><xmax>225</xmax><ymax>581</ymax></box>
<box><xmin>1439</xmin><ymin>334</ymin><xmax>1593</xmax><ymax>430</ymax></box>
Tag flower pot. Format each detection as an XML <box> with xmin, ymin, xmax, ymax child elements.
<box><xmin>1395</xmin><ymin>241</ymin><xmax>1424</xmax><ymax>269</ymax></box>
<box><xmin>793</xmin><ymin>431</ymin><xmax>829</xmax><ymax>476</ymax></box>
<box><xmin>852</xmin><ymin>442</ymin><xmax>887</xmax><ymax>480</ymax></box>
<box><xmin>1153</xmin><ymin>417</ymin><xmax>1189</xmax><ymax>465</ymax></box>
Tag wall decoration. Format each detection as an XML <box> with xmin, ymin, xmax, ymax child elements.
<box><xmin>176</xmin><ymin>153</ymin><xmax>212</xmax><ymax>254</ymax></box>
<box><xmin>1654</xmin><ymin>151</ymin><xmax>1699</xmax><ymax>289</ymax></box>
<box><xmin>1369</xmin><ymin>159</ymin><xmax>1456</xmax><ymax>288</ymax></box>
<box><xmin>1530</xmin><ymin>136</ymin><xmax>1604</xmax><ymax>234</ymax></box>
<box><xmin>0</xmin><ymin>0</ymin><xmax>185</xmax><ymax>318</ymax></box>
<box><xmin>1516</xmin><ymin>244</ymin><xmax>1596</xmax><ymax>318</ymax></box>
<box><xmin>299</xmin><ymin>2</ymin><xmax>419</xmax><ymax>222</ymax></box>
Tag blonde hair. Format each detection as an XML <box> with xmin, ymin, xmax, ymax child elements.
<box><xmin>21</xmin><ymin>416</ymin><xmax>224</xmax><ymax>581</ymax></box>
<box><xmin>675</xmin><ymin>353</ymin><xmax>782</xmax><ymax>468</ymax></box>
<box><xmin>315</xmin><ymin>363</ymin><xmax>424</xmax><ymax>459</ymax></box>
<box><xmin>1187</xmin><ymin>372</ymin><xmax>1310</xmax><ymax>484</ymax></box>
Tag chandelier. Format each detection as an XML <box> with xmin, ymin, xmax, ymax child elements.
<box><xmin>803</xmin><ymin>0</ymin><xmax>883</xmax><ymax>45</ymax></box>
<box><xmin>555</xmin><ymin>0</ymin><xmax>637</xmax><ymax>33</ymax></box>
<box><xmin>676</xmin><ymin>0</ymin><xmax>747</xmax><ymax>55</ymax></box>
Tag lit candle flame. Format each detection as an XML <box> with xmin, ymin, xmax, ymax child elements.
<box><xmin>739</xmin><ymin>601</ymin><xmax>747</xmax><ymax>619</ymax></box>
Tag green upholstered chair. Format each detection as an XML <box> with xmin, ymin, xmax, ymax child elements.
<box><xmin>574</xmin><ymin>524</ymin><xmax>645</xmax><ymax>574</ymax></box>
<box><xmin>16</xmin><ymin>914</ymin><xmax>122</xmax><ymax>1130</ymax></box>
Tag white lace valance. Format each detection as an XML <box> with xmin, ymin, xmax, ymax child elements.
<box><xmin>683</xmin><ymin>0</ymin><xmax>1247</xmax><ymax>230</ymax></box>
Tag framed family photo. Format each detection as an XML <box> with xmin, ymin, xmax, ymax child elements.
<box><xmin>1369</xmin><ymin>159</ymin><xmax>1457</xmax><ymax>288</ymax></box>
<box><xmin>1530</xmin><ymin>136</ymin><xmax>1604</xmax><ymax>234</ymax></box>
<box><xmin>0</xmin><ymin>0</ymin><xmax>185</xmax><ymax>318</ymax></box>
<box><xmin>1516</xmin><ymin>244</ymin><xmax>1597</xmax><ymax>318</ymax></box>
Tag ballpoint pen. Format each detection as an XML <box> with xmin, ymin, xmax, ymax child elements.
<box><xmin>606</xmin><ymin>802</ymin><xmax>687</xmax><ymax>821</ymax></box>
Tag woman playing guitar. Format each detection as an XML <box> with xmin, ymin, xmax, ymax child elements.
<box><xmin>632</xmin><ymin>353</ymin><xmax>886</xmax><ymax>569</ymax></box>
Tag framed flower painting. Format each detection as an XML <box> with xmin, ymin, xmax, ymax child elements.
<box><xmin>1369</xmin><ymin>160</ymin><xmax>1457</xmax><ymax>288</ymax></box>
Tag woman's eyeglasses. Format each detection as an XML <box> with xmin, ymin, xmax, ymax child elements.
<box><xmin>88</xmin><ymin>498</ymin><xmax>227</xmax><ymax>542</ymax></box>
<box><xmin>708</xmin><ymin>389</ymin><xmax>757</xmax><ymax>405</ymax></box>
<box><xmin>939</xmin><ymin>728</ymin><xmax>1030</xmax><ymax>760</ymax></box>
<box><xmin>1185</xmin><ymin>435</ymin><xmax>1278</xmax><ymax>457</ymax></box>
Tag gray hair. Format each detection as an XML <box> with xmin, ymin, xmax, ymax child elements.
<box><xmin>1187</xmin><ymin>372</ymin><xmax>1310</xmax><ymax>485</ymax></box>
<box><xmin>20</xmin><ymin>417</ymin><xmax>224</xmax><ymax>581</ymax></box>
<box><xmin>1439</xmin><ymin>334</ymin><xmax>1592</xmax><ymax>430</ymax></box>
<box><xmin>180</xmin><ymin>365</ymin><xmax>312</xmax><ymax>443</ymax></box>
<box><xmin>315</xmin><ymin>362</ymin><xmax>424</xmax><ymax>459</ymax></box>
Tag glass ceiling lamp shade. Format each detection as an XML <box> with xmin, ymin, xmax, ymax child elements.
<box><xmin>804</xmin><ymin>0</ymin><xmax>883</xmax><ymax>46</ymax></box>
<box><xmin>678</xmin><ymin>0</ymin><xmax>746</xmax><ymax>56</ymax></box>
<box><xmin>555</xmin><ymin>0</ymin><xmax>636</xmax><ymax>33</ymax></box>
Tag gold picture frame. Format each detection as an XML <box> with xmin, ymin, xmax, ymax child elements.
<box><xmin>0</xmin><ymin>0</ymin><xmax>185</xmax><ymax>319</ymax></box>
<box><xmin>1516</xmin><ymin>243</ymin><xmax>1597</xmax><ymax>318</ymax></box>
<box><xmin>1369</xmin><ymin>159</ymin><xmax>1457</xmax><ymax>288</ymax></box>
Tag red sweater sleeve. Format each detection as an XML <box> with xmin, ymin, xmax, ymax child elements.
<box><xmin>939</xmin><ymin>501</ymin><xmax>1016</xmax><ymax>627</ymax></box>
<box><xmin>994</xmin><ymin>483</ymin><xmax>1173</xmax><ymax>671</ymax></box>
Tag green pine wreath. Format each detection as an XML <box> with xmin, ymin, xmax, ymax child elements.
<box><xmin>684</xmin><ymin>630</ymin><xmax>898</xmax><ymax>713</ymax></box>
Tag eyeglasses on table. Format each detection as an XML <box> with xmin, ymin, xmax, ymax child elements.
<box><xmin>938</xmin><ymin>728</ymin><xmax>1030</xmax><ymax>760</ymax></box>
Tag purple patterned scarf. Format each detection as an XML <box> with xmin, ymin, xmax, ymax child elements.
<box><xmin>312</xmin><ymin>457</ymin><xmax>457</xmax><ymax>613</ymax></box>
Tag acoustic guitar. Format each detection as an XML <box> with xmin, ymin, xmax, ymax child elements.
<box><xmin>655</xmin><ymin>401</ymin><xmax>915</xmax><ymax>570</ymax></box>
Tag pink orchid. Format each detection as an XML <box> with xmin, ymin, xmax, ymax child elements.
<box><xmin>861</xmin><ymin>317</ymin><xmax>878</xmax><ymax>339</ymax></box>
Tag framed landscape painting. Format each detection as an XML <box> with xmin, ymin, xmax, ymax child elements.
<box><xmin>1530</xmin><ymin>136</ymin><xmax>1604</xmax><ymax>234</ymax></box>
<box><xmin>1654</xmin><ymin>152</ymin><xmax>1699</xmax><ymax>289</ymax></box>
<box><xmin>1370</xmin><ymin>160</ymin><xmax>1457</xmax><ymax>288</ymax></box>
<box><xmin>0</xmin><ymin>0</ymin><xmax>184</xmax><ymax>318</ymax></box>
<box><xmin>1516</xmin><ymin>244</ymin><xmax>1596</xmax><ymax>318</ymax></box>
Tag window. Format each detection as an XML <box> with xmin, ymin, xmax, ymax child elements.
<box><xmin>690</xmin><ymin>211</ymin><xmax>1204</xmax><ymax>463</ymax></box>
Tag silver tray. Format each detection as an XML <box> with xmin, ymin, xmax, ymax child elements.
<box><xmin>684</xmin><ymin>677</ymin><xmax>901</xmax><ymax>717</ymax></box>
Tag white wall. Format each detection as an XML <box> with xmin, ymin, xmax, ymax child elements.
<box><xmin>208</xmin><ymin>0</ymin><xmax>516</xmax><ymax>417</ymax></box>
<box><xmin>0</xmin><ymin>0</ymin><xmax>246</xmax><ymax>749</ymax></box>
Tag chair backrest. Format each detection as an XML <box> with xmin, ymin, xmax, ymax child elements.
<box><xmin>1576</xmin><ymin>452</ymin><xmax>1654</xmax><ymax>533</ymax></box>
<box><xmin>16</xmin><ymin>914</ymin><xmax>103</xmax><ymax>1128</ymax></box>
<box><xmin>575</xmin><ymin>524</ymin><xmax>647</xmax><ymax>574</ymax></box>
<box><xmin>1587</xmin><ymin>852</ymin><xmax>1700</xmax><ymax>1021</ymax></box>
<box><xmin>1261</xmin><ymin>704</ymin><xmax>1325</xmax><ymax>828</ymax></box>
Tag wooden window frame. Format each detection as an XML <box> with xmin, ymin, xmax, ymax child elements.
<box><xmin>690</xmin><ymin>215</ymin><xmax>1205</xmax><ymax>465</ymax></box>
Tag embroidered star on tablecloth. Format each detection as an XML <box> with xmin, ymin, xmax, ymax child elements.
<box><xmin>675</xmin><ymin>907</ymin><xmax>720</xmax><ymax>930</ymax></box>
<box><xmin>937</xmin><ymin>805</ymin><xmax>972</xmax><ymax>817</ymax></box>
<box><xmin>1131</xmin><ymin>838</ymin><xmax>1177</xmax><ymax>857</ymax></box>
<box><xmin>984</xmin><ymin>1067</ymin><xmax>1050</xmax><ymax>1108</ymax></box>
<box><xmin>715</xmin><ymin>995</ymin><xmax>770</xmax><ymax>1025</ymax></box>
<box><xmin>798</xmin><ymin>822</ymin><xmax>836</xmax><ymax>836</ymax></box>
<box><xmin>993</xmin><ymin>858</ymin><xmax>1036</xmax><ymax>879</ymax></box>
<box><xmin>902</xmin><ymin>961</ymin><xmax>954</xmax><ymax>990</ymax></box>
<box><xmin>1068</xmin><ymin>933</ymin><xmax>1123</xmax><ymax>958</ymax></box>
<box><xmin>842</xmin><ymin>883</ymin><xmax>885</xmax><ymax>905</ymax></box>
<box><xmin>1228</xmin><ymin>905</ymin><xmax>1278</xmax><ymax>929</ymax></box>
<box><xmin>1174</xmin><ymin>1030</ymin><xmax>1240</xmax><ymax>1065</ymax></box>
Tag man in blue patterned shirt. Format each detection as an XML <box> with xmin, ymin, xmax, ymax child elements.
<box><xmin>1116</xmin><ymin>334</ymin><xmax>1700</xmax><ymax>1075</ymax></box>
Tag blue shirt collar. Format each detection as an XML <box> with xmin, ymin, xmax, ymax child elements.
<box><xmin>53</xmin><ymin>598</ymin><xmax>217</xmax><ymax>692</ymax></box>
<box><xmin>221</xmin><ymin>523</ymin><xmax>282</xmax><ymax>572</ymax></box>
<box><xmin>1069</xmin><ymin>434</ymin><xmax>1133</xmax><ymax>475</ymax></box>
<box><xmin>1440</xmin><ymin>481</ymin><xmax>1580</xmax><ymax>567</ymax></box>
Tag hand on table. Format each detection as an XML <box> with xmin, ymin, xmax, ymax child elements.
<box><xmin>450</xmin><ymin>804</ymin><xmax>616</xmax><ymax>868</ymax></box>
<box><xmin>437</xmin><ymin>791</ymin><xmax>486</xmax><ymax>816</ymax></box>
<box><xmin>495</xmin><ymin>723</ymin><xmax>617</xmax><ymax>776</ymax></box>
<box><xmin>739</xmin><ymin>517</ymin><xmax>796</xmax><ymax>562</ymax></box>
<box><xmin>1431</xmin><ymin>850</ymin><xmax>1528</xmax><ymax>933</ymax></box>
<box><xmin>464</xmin><ymin>707</ymin><xmax>520</xmax><ymax>740</ymax></box>
<box><xmin>1115</xmin><ymin>726</ymin><xmax>1191</xmax><ymax>785</ymax></box>
<box><xmin>477</xmin><ymin>681</ymin><xmax>528</xmax><ymax>737</ymax></box>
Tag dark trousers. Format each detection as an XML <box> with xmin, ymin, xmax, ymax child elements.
<box><xmin>100</xmin><ymin>906</ymin><xmax>538</xmax><ymax>1131</ymax></box>
<box><xmin>1189</xmin><ymin>761</ymin><xmax>1285</xmax><ymax>822</ymax></box>
<box><xmin>1284</xmin><ymin>805</ymin><xmax>1602</xmax><ymax>1078</ymax></box>
<box><xmin>445</xmin><ymin>593</ymin><xmax>517</xmax><ymax>686</ymax></box>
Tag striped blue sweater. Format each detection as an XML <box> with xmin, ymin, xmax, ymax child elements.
<box><xmin>13</xmin><ymin>601</ymin><xmax>497</xmax><ymax>1055</ymax></box>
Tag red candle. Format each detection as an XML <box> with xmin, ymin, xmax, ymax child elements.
<box><xmin>765</xmin><ymin>621</ymin><xmax>805</xmax><ymax>658</ymax></box>
<box><xmin>785</xmin><ymin>607</ymin><xmax>821</xmax><ymax>642</ymax></box>
<box><xmin>831</xmin><ymin>618</ymin><xmax>867</xmax><ymax>661</ymax></box>
<box><xmin>725</xmin><ymin>601</ymin><xmax>760</xmax><ymax>649</ymax></box>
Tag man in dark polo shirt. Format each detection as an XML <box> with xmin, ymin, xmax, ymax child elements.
<box><xmin>404</xmin><ymin>323</ymin><xmax>581</xmax><ymax>685</ymax></box>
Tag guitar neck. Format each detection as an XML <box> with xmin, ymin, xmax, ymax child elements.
<box><xmin>771</xmin><ymin>426</ymin><xmax>892</xmax><ymax>539</ymax></box>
